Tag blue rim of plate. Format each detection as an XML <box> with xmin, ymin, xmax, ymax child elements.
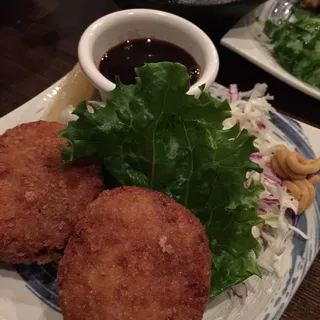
<box><xmin>265</xmin><ymin>112</ymin><xmax>319</xmax><ymax>320</ymax></box>
<box><xmin>14</xmin><ymin>84</ymin><xmax>320</xmax><ymax>319</ymax></box>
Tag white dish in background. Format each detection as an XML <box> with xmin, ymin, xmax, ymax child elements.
<box><xmin>221</xmin><ymin>0</ymin><xmax>320</xmax><ymax>101</ymax></box>
<box><xmin>0</xmin><ymin>78</ymin><xmax>320</xmax><ymax>320</ymax></box>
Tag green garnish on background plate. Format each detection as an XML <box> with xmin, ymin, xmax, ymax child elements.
<box><xmin>59</xmin><ymin>62</ymin><xmax>263</xmax><ymax>296</ymax></box>
<box><xmin>264</xmin><ymin>7</ymin><xmax>320</xmax><ymax>88</ymax></box>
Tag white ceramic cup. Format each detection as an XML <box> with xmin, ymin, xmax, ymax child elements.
<box><xmin>78</xmin><ymin>9</ymin><xmax>219</xmax><ymax>99</ymax></box>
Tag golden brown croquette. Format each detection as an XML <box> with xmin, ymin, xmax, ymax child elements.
<box><xmin>0</xmin><ymin>121</ymin><xmax>103</xmax><ymax>264</ymax></box>
<box><xmin>57</xmin><ymin>187</ymin><xmax>211</xmax><ymax>320</ymax></box>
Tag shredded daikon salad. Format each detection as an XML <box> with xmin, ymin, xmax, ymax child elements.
<box><xmin>220</xmin><ymin>84</ymin><xmax>308</xmax><ymax>293</ymax></box>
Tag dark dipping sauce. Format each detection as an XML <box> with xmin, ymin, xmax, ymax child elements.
<box><xmin>99</xmin><ymin>38</ymin><xmax>200</xmax><ymax>85</ymax></box>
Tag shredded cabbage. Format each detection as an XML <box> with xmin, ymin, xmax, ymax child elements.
<box><xmin>223</xmin><ymin>84</ymin><xmax>308</xmax><ymax>282</ymax></box>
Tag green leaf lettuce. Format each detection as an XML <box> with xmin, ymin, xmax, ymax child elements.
<box><xmin>59</xmin><ymin>62</ymin><xmax>263</xmax><ymax>296</ymax></box>
<box><xmin>264</xmin><ymin>7</ymin><xmax>320</xmax><ymax>88</ymax></box>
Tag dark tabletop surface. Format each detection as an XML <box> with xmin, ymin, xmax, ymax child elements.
<box><xmin>1</xmin><ymin>0</ymin><xmax>319</xmax><ymax>319</ymax></box>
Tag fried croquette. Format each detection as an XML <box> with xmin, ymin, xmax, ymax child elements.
<box><xmin>0</xmin><ymin>121</ymin><xmax>103</xmax><ymax>264</ymax></box>
<box><xmin>57</xmin><ymin>187</ymin><xmax>211</xmax><ymax>320</ymax></box>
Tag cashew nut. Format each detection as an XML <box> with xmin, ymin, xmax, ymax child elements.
<box><xmin>309</xmin><ymin>175</ymin><xmax>320</xmax><ymax>186</ymax></box>
<box><xmin>287</xmin><ymin>152</ymin><xmax>320</xmax><ymax>175</ymax></box>
<box><xmin>283</xmin><ymin>180</ymin><xmax>302</xmax><ymax>201</ymax></box>
<box><xmin>273</xmin><ymin>145</ymin><xmax>305</xmax><ymax>180</ymax></box>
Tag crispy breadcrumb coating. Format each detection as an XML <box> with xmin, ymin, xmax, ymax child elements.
<box><xmin>58</xmin><ymin>187</ymin><xmax>211</xmax><ymax>320</ymax></box>
<box><xmin>0</xmin><ymin>121</ymin><xmax>103</xmax><ymax>264</ymax></box>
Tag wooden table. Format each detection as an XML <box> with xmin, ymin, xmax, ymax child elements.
<box><xmin>1</xmin><ymin>1</ymin><xmax>319</xmax><ymax>319</ymax></box>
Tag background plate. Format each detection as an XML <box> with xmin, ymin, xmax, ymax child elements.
<box><xmin>220</xmin><ymin>0</ymin><xmax>320</xmax><ymax>101</ymax></box>
<box><xmin>116</xmin><ymin>0</ymin><xmax>265</xmax><ymax>19</ymax></box>
<box><xmin>0</xmin><ymin>79</ymin><xmax>319</xmax><ymax>320</ymax></box>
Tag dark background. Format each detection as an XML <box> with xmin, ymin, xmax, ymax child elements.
<box><xmin>0</xmin><ymin>1</ymin><xmax>319</xmax><ymax>319</ymax></box>
<box><xmin>1</xmin><ymin>0</ymin><xmax>319</xmax><ymax>125</ymax></box>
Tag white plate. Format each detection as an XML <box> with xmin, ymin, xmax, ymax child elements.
<box><xmin>0</xmin><ymin>79</ymin><xmax>320</xmax><ymax>320</ymax></box>
<box><xmin>220</xmin><ymin>0</ymin><xmax>320</xmax><ymax>100</ymax></box>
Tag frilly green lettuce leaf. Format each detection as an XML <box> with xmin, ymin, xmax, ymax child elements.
<box><xmin>264</xmin><ymin>7</ymin><xmax>320</xmax><ymax>87</ymax></box>
<box><xmin>59</xmin><ymin>62</ymin><xmax>263</xmax><ymax>296</ymax></box>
